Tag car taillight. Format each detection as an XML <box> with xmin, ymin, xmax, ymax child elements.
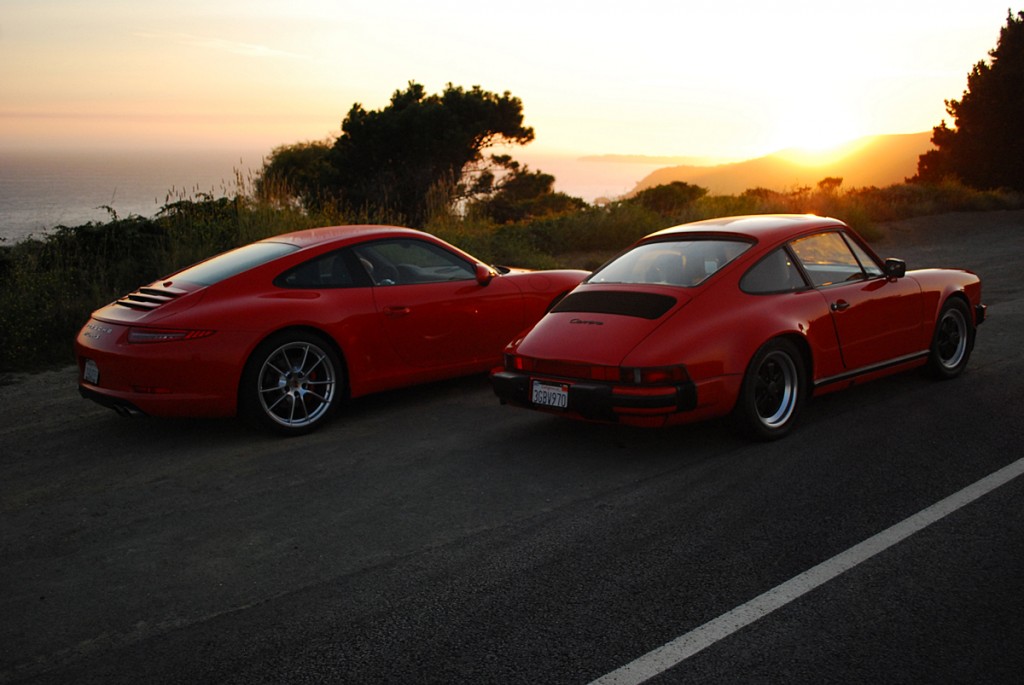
<box><xmin>127</xmin><ymin>327</ymin><xmax>216</xmax><ymax>344</ymax></box>
<box><xmin>620</xmin><ymin>365</ymin><xmax>690</xmax><ymax>385</ymax></box>
<box><xmin>508</xmin><ymin>355</ymin><xmax>688</xmax><ymax>386</ymax></box>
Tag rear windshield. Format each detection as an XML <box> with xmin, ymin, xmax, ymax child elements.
<box><xmin>587</xmin><ymin>239</ymin><xmax>752</xmax><ymax>287</ymax></box>
<box><xmin>170</xmin><ymin>242</ymin><xmax>300</xmax><ymax>286</ymax></box>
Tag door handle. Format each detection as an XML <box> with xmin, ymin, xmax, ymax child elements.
<box><xmin>383</xmin><ymin>306</ymin><xmax>411</xmax><ymax>317</ymax></box>
<box><xmin>830</xmin><ymin>300</ymin><xmax>850</xmax><ymax>312</ymax></box>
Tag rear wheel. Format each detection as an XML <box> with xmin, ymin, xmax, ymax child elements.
<box><xmin>240</xmin><ymin>331</ymin><xmax>343</xmax><ymax>435</ymax></box>
<box><xmin>926</xmin><ymin>298</ymin><xmax>974</xmax><ymax>379</ymax></box>
<box><xmin>733</xmin><ymin>338</ymin><xmax>806</xmax><ymax>440</ymax></box>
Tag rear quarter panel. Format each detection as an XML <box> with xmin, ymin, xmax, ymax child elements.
<box><xmin>906</xmin><ymin>268</ymin><xmax>984</xmax><ymax>328</ymax></box>
<box><xmin>619</xmin><ymin>284</ymin><xmax>844</xmax><ymax>411</ymax></box>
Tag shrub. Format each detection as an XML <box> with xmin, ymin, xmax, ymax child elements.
<box><xmin>2</xmin><ymin>177</ymin><xmax>1022</xmax><ymax>373</ymax></box>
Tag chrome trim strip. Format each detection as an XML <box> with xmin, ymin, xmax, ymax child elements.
<box><xmin>815</xmin><ymin>350</ymin><xmax>929</xmax><ymax>388</ymax></box>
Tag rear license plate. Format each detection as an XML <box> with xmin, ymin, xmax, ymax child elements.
<box><xmin>531</xmin><ymin>380</ymin><xmax>569</xmax><ymax>409</ymax></box>
<box><xmin>83</xmin><ymin>359</ymin><xmax>99</xmax><ymax>385</ymax></box>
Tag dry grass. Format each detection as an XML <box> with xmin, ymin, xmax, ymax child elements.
<box><xmin>1</xmin><ymin>175</ymin><xmax>1020</xmax><ymax>372</ymax></box>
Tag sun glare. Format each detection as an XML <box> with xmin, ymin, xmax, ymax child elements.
<box><xmin>769</xmin><ymin>104</ymin><xmax>868</xmax><ymax>165</ymax></box>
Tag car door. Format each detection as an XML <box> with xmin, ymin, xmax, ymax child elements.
<box><xmin>790</xmin><ymin>230</ymin><xmax>924</xmax><ymax>371</ymax></box>
<box><xmin>352</xmin><ymin>238</ymin><xmax>526</xmax><ymax>368</ymax></box>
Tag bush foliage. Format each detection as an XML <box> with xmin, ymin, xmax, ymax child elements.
<box><xmin>2</xmin><ymin>174</ymin><xmax>1021</xmax><ymax>375</ymax></box>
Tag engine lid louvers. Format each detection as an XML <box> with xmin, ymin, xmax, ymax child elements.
<box><xmin>115</xmin><ymin>284</ymin><xmax>190</xmax><ymax>311</ymax></box>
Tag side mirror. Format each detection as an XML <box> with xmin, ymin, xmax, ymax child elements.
<box><xmin>474</xmin><ymin>263</ymin><xmax>496</xmax><ymax>286</ymax></box>
<box><xmin>883</xmin><ymin>258</ymin><xmax>906</xmax><ymax>280</ymax></box>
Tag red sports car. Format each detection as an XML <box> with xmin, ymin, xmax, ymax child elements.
<box><xmin>491</xmin><ymin>214</ymin><xmax>986</xmax><ymax>439</ymax></box>
<box><xmin>75</xmin><ymin>225</ymin><xmax>588</xmax><ymax>434</ymax></box>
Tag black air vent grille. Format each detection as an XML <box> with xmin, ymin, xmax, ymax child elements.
<box><xmin>114</xmin><ymin>285</ymin><xmax>189</xmax><ymax>311</ymax></box>
<box><xmin>552</xmin><ymin>291</ymin><xmax>677</xmax><ymax>320</ymax></box>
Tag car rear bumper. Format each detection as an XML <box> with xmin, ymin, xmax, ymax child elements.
<box><xmin>78</xmin><ymin>380</ymin><xmax>236</xmax><ymax>418</ymax></box>
<box><xmin>79</xmin><ymin>384</ymin><xmax>148</xmax><ymax>417</ymax></box>
<box><xmin>490</xmin><ymin>370</ymin><xmax>698</xmax><ymax>423</ymax></box>
<box><xmin>75</xmin><ymin>319</ymin><xmax>246</xmax><ymax>418</ymax></box>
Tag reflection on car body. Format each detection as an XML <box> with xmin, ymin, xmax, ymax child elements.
<box><xmin>491</xmin><ymin>214</ymin><xmax>986</xmax><ymax>440</ymax></box>
<box><xmin>75</xmin><ymin>225</ymin><xmax>588</xmax><ymax>435</ymax></box>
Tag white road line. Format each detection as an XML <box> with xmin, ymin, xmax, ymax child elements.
<box><xmin>590</xmin><ymin>457</ymin><xmax>1024</xmax><ymax>685</ymax></box>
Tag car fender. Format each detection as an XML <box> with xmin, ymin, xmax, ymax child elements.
<box><xmin>906</xmin><ymin>268</ymin><xmax>983</xmax><ymax>328</ymax></box>
<box><xmin>506</xmin><ymin>269</ymin><xmax>590</xmax><ymax>317</ymax></box>
<box><xmin>619</xmin><ymin>287</ymin><xmax>843</xmax><ymax>391</ymax></box>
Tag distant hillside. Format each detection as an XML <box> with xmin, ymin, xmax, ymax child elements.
<box><xmin>629</xmin><ymin>132</ymin><xmax>934</xmax><ymax>196</ymax></box>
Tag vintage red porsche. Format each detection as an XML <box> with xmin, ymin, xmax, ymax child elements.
<box><xmin>491</xmin><ymin>214</ymin><xmax>986</xmax><ymax>439</ymax></box>
<box><xmin>75</xmin><ymin>226</ymin><xmax>587</xmax><ymax>434</ymax></box>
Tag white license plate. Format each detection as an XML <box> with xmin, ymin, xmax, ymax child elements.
<box><xmin>531</xmin><ymin>380</ymin><xmax>569</xmax><ymax>409</ymax></box>
<box><xmin>83</xmin><ymin>359</ymin><xmax>99</xmax><ymax>385</ymax></box>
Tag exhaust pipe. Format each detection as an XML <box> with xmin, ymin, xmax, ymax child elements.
<box><xmin>112</xmin><ymin>403</ymin><xmax>145</xmax><ymax>418</ymax></box>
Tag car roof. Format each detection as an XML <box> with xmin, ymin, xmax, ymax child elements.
<box><xmin>262</xmin><ymin>224</ymin><xmax>426</xmax><ymax>249</ymax></box>
<box><xmin>646</xmin><ymin>214</ymin><xmax>848</xmax><ymax>245</ymax></box>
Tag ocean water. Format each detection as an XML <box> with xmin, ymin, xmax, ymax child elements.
<box><xmin>0</xmin><ymin>149</ymin><xmax>658</xmax><ymax>244</ymax></box>
<box><xmin>0</xmin><ymin>149</ymin><xmax>269</xmax><ymax>243</ymax></box>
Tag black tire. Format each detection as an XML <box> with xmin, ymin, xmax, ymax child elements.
<box><xmin>240</xmin><ymin>330</ymin><xmax>343</xmax><ymax>435</ymax></box>
<box><xmin>926</xmin><ymin>298</ymin><xmax>974</xmax><ymax>379</ymax></box>
<box><xmin>733</xmin><ymin>338</ymin><xmax>807</xmax><ymax>441</ymax></box>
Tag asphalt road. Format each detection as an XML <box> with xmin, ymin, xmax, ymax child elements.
<box><xmin>2</xmin><ymin>211</ymin><xmax>1023</xmax><ymax>684</ymax></box>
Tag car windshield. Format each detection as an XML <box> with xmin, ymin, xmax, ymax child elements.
<box><xmin>170</xmin><ymin>241</ymin><xmax>300</xmax><ymax>286</ymax></box>
<box><xmin>587</xmin><ymin>239</ymin><xmax>752</xmax><ymax>287</ymax></box>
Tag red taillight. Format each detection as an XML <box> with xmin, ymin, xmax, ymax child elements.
<box><xmin>620</xmin><ymin>365</ymin><xmax>690</xmax><ymax>385</ymax></box>
<box><xmin>507</xmin><ymin>355</ymin><xmax>688</xmax><ymax>386</ymax></box>
<box><xmin>127</xmin><ymin>327</ymin><xmax>216</xmax><ymax>344</ymax></box>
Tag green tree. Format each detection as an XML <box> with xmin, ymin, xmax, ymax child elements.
<box><xmin>256</xmin><ymin>140</ymin><xmax>335</xmax><ymax>208</ymax></box>
<box><xmin>916</xmin><ymin>10</ymin><xmax>1024</xmax><ymax>190</ymax></box>
<box><xmin>471</xmin><ymin>156</ymin><xmax>586</xmax><ymax>223</ymax></box>
<box><xmin>327</xmin><ymin>82</ymin><xmax>535</xmax><ymax>224</ymax></box>
<box><xmin>816</xmin><ymin>177</ymin><xmax>844</xmax><ymax>194</ymax></box>
<box><xmin>628</xmin><ymin>181</ymin><xmax>708</xmax><ymax>218</ymax></box>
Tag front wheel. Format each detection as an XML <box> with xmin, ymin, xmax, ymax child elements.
<box><xmin>240</xmin><ymin>331</ymin><xmax>343</xmax><ymax>435</ymax></box>
<box><xmin>926</xmin><ymin>298</ymin><xmax>974</xmax><ymax>379</ymax></box>
<box><xmin>732</xmin><ymin>338</ymin><xmax>806</xmax><ymax>441</ymax></box>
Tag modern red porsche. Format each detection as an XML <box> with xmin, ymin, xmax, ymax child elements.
<box><xmin>75</xmin><ymin>225</ymin><xmax>588</xmax><ymax>434</ymax></box>
<box><xmin>491</xmin><ymin>214</ymin><xmax>986</xmax><ymax>439</ymax></box>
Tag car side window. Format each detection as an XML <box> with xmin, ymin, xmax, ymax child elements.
<box><xmin>274</xmin><ymin>250</ymin><xmax>364</xmax><ymax>289</ymax></box>
<box><xmin>846</xmin><ymin>238</ymin><xmax>884</xmax><ymax>278</ymax></box>
<box><xmin>352</xmin><ymin>239</ymin><xmax>476</xmax><ymax>286</ymax></box>
<box><xmin>790</xmin><ymin>231</ymin><xmax>867</xmax><ymax>287</ymax></box>
<box><xmin>741</xmin><ymin>248</ymin><xmax>806</xmax><ymax>293</ymax></box>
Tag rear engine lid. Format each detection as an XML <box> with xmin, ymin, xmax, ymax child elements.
<box><xmin>92</xmin><ymin>279</ymin><xmax>206</xmax><ymax>324</ymax></box>
<box><xmin>516</xmin><ymin>289</ymin><xmax>689</xmax><ymax>366</ymax></box>
<box><xmin>552</xmin><ymin>290</ymin><xmax>678</xmax><ymax>319</ymax></box>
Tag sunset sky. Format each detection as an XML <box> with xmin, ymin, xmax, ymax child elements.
<box><xmin>1</xmin><ymin>1</ymin><xmax>1017</xmax><ymax>161</ymax></box>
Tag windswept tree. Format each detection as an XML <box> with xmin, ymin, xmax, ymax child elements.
<box><xmin>257</xmin><ymin>82</ymin><xmax>536</xmax><ymax>224</ymax></box>
<box><xmin>330</xmin><ymin>82</ymin><xmax>535</xmax><ymax>224</ymax></box>
<box><xmin>916</xmin><ymin>10</ymin><xmax>1024</xmax><ymax>190</ymax></box>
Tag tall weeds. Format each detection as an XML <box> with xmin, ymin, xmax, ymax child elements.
<box><xmin>1</xmin><ymin>176</ymin><xmax>1020</xmax><ymax>374</ymax></box>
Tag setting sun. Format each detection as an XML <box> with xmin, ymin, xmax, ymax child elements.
<box><xmin>774</xmin><ymin>137</ymin><xmax>872</xmax><ymax>167</ymax></box>
<box><xmin>766</xmin><ymin>91</ymin><xmax>870</xmax><ymax>156</ymax></box>
<box><xmin>1</xmin><ymin>0</ymin><xmax>1015</xmax><ymax>161</ymax></box>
